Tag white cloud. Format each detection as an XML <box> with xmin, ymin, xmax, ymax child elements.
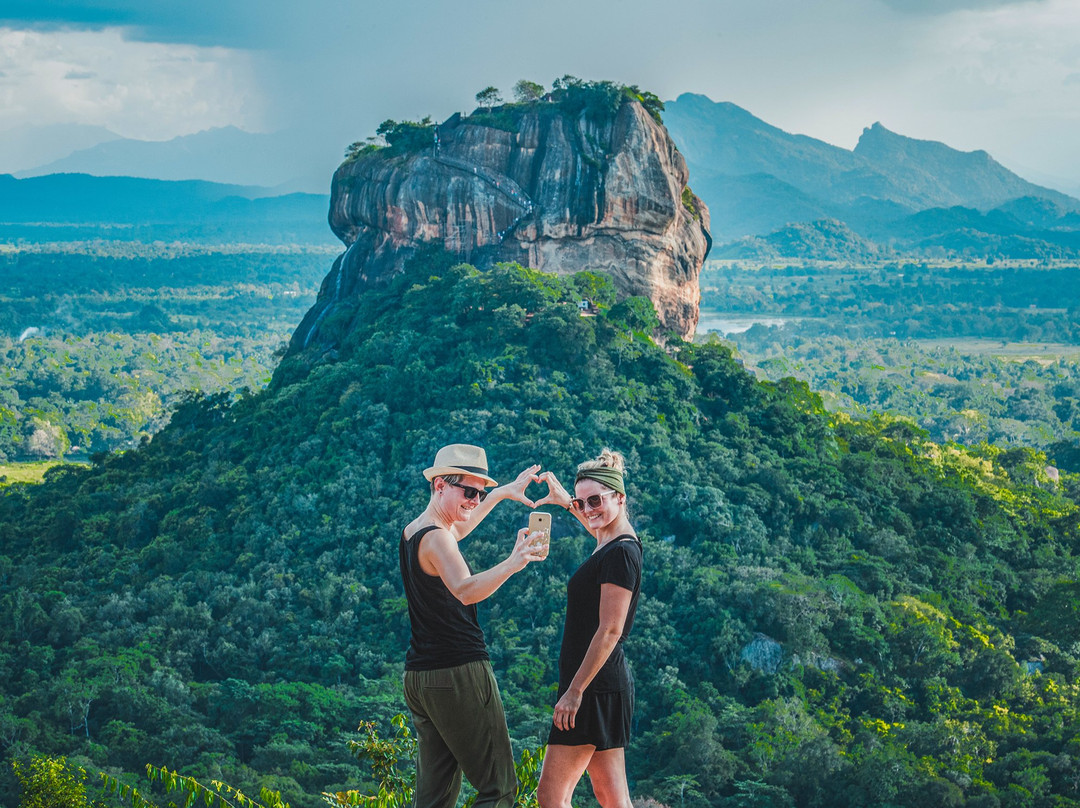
<box><xmin>880</xmin><ymin>0</ymin><xmax>1080</xmax><ymax>182</ymax></box>
<box><xmin>1</xmin><ymin>0</ymin><xmax>1078</xmax><ymax>191</ymax></box>
<box><xmin>921</xmin><ymin>0</ymin><xmax>1080</xmax><ymax>115</ymax></box>
<box><xmin>0</xmin><ymin>26</ymin><xmax>263</xmax><ymax>139</ymax></box>
<box><xmin>880</xmin><ymin>0</ymin><xmax>1050</xmax><ymax>14</ymax></box>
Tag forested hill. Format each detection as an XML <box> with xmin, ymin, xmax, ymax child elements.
<box><xmin>3</xmin><ymin>257</ymin><xmax>1080</xmax><ymax>808</ymax></box>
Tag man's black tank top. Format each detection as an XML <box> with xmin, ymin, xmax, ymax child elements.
<box><xmin>399</xmin><ymin>525</ymin><xmax>489</xmax><ymax>671</ymax></box>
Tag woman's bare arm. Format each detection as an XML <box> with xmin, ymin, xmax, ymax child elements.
<box><xmin>551</xmin><ymin>583</ymin><xmax>633</xmax><ymax>730</ymax></box>
<box><xmin>421</xmin><ymin>526</ymin><xmax>545</xmax><ymax>605</ymax></box>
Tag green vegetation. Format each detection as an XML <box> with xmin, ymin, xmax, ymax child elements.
<box><xmin>0</xmin><ymin>243</ymin><xmax>326</xmax><ymax>460</ymax></box>
<box><xmin>700</xmin><ymin>260</ymin><xmax>1080</xmax><ymax>343</ymax></box>
<box><xmin>512</xmin><ymin>80</ymin><xmax>545</xmax><ymax>104</ymax></box>
<box><xmin>3</xmin><ymin>256</ymin><xmax>1080</xmax><ymax>808</ymax></box>
<box><xmin>475</xmin><ymin>87</ymin><xmax>503</xmax><ymax>111</ymax></box>
<box><xmin>0</xmin><ymin>460</ymin><xmax>77</xmax><ymax>487</ymax></box>
<box><xmin>715</xmin><ymin>220</ymin><xmax>887</xmax><ymax>263</ymax></box>
<box><xmin>681</xmin><ymin>187</ymin><xmax>700</xmax><ymax>221</ymax></box>
<box><xmin>731</xmin><ymin>333</ymin><xmax>1080</xmax><ymax>463</ymax></box>
<box><xmin>15</xmin><ymin>722</ymin><xmax>543</xmax><ymax>808</ymax></box>
<box><xmin>12</xmin><ymin>755</ymin><xmax>92</xmax><ymax>808</ymax></box>
<box><xmin>346</xmin><ymin>78</ymin><xmax>666</xmax><ymax>169</ymax></box>
<box><xmin>375</xmin><ymin>118</ymin><xmax>435</xmax><ymax>154</ymax></box>
<box><xmin>343</xmin><ymin>140</ymin><xmax>384</xmax><ymax>162</ymax></box>
<box><xmin>699</xmin><ymin>260</ymin><xmax>1080</xmax><ymax>469</ymax></box>
<box><xmin>548</xmin><ymin>77</ymin><xmax>664</xmax><ymax>124</ymax></box>
<box><xmin>622</xmin><ymin>85</ymin><xmax>665</xmax><ymax>125</ymax></box>
<box><xmin>465</xmin><ymin>77</ymin><xmax>664</xmax><ymax>128</ymax></box>
<box><xmin>344</xmin><ymin>117</ymin><xmax>440</xmax><ymax>162</ymax></box>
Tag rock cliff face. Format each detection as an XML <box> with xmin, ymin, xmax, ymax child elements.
<box><xmin>291</xmin><ymin>99</ymin><xmax>711</xmax><ymax>351</ymax></box>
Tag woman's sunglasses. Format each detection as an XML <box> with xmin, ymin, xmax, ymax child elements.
<box><xmin>571</xmin><ymin>490</ymin><xmax>619</xmax><ymax>511</ymax></box>
<box><xmin>446</xmin><ymin>481</ymin><xmax>489</xmax><ymax>502</ymax></box>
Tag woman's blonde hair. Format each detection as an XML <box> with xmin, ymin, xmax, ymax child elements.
<box><xmin>575</xmin><ymin>450</ymin><xmax>628</xmax><ymax>515</ymax></box>
<box><xmin>576</xmin><ymin>448</ymin><xmax>626</xmax><ymax>474</ymax></box>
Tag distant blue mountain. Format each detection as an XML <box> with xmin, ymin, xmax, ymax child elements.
<box><xmin>664</xmin><ymin>93</ymin><xmax>1080</xmax><ymax>248</ymax></box>
<box><xmin>0</xmin><ymin>174</ymin><xmax>336</xmax><ymax>245</ymax></box>
<box><xmin>851</xmin><ymin>121</ymin><xmax>1070</xmax><ymax>210</ymax></box>
<box><xmin>718</xmin><ymin>197</ymin><xmax>1080</xmax><ymax>261</ymax></box>
<box><xmin>0</xmin><ymin>123</ymin><xmax>122</xmax><ymax>174</ymax></box>
<box><xmin>7</xmin><ymin>96</ymin><xmax>1080</xmax><ymax>257</ymax></box>
<box><xmin>16</xmin><ymin>126</ymin><xmax>337</xmax><ymax>194</ymax></box>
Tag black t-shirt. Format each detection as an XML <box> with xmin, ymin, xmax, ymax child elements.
<box><xmin>399</xmin><ymin>526</ymin><xmax>489</xmax><ymax>671</ymax></box>
<box><xmin>557</xmin><ymin>535</ymin><xmax>643</xmax><ymax>694</ymax></box>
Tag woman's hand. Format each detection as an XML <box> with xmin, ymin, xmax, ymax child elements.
<box><xmin>449</xmin><ymin>465</ymin><xmax>541</xmax><ymax>542</ymax></box>
<box><xmin>552</xmin><ymin>687</ymin><xmax>582</xmax><ymax>731</ymax></box>
<box><xmin>508</xmin><ymin>527</ymin><xmax>547</xmax><ymax>572</ymax></box>
<box><xmin>533</xmin><ymin>470</ymin><xmax>573</xmax><ymax>510</ymax></box>
<box><xmin>495</xmin><ymin>464</ymin><xmax>542</xmax><ymax>508</ymax></box>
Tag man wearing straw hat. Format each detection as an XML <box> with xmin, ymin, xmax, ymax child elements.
<box><xmin>400</xmin><ymin>444</ymin><xmax>548</xmax><ymax>808</ymax></box>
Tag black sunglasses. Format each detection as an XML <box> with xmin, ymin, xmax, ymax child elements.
<box><xmin>571</xmin><ymin>490</ymin><xmax>619</xmax><ymax>511</ymax></box>
<box><xmin>446</xmin><ymin>481</ymin><xmax>489</xmax><ymax>502</ymax></box>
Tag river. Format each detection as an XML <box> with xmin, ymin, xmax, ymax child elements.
<box><xmin>696</xmin><ymin>310</ymin><xmax>789</xmax><ymax>337</ymax></box>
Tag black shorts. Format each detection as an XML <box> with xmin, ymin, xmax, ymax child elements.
<box><xmin>547</xmin><ymin>684</ymin><xmax>634</xmax><ymax>751</ymax></box>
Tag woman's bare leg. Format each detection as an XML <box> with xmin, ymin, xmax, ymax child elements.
<box><xmin>536</xmin><ymin>744</ymin><xmax>595</xmax><ymax>808</ymax></box>
<box><xmin>586</xmin><ymin>748</ymin><xmax>632</xmax><ymax>808</ymax></box>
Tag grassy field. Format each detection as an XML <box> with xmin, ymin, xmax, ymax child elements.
<box><xmin>0</xmin><ymin>460</ymin><xmax>88</xmax><ymax>486</ymax></box>
<box><xmin>912</xmin><ymin>338</ymin><xmax>1080</xmax><ymax>364</ymax></box>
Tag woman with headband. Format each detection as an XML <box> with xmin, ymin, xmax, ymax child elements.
<box><xmin>534</xmin><ymin>449</ymin><xmax>643</xmax><ymax>808</ymax></box>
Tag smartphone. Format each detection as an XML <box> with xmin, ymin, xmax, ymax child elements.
<box><xmin>527</xmin><ymin>511</ymin><xmax>551</xmax><ymax>559</ymax></box>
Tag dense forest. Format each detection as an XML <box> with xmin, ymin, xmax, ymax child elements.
<box><xmin>0</xmin><ymin>243</ymin><xmax>327</xmax><ymax>461</ymax></box>
<box><xmin>3</xmin><ymin>256</ymin><xmax>1080</xmax><ymax>807</ymax></box>
<box><xmin>700</xmin><ymin>261</ymin><xmax>1080</xmax><ymax>343</ymax></box>
<box><xmin>700</xmin><ymin>261</ymin><xmax>1080</xmax><ymax>470</ymax></box>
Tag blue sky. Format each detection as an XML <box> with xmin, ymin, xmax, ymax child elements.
<box><xmin>2</xmin><ymin>0</ymin><xmax>1079</xmax><ymax>193</ymax></box>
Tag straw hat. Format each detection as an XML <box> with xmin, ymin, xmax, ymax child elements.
<box><xmin>423</xmin><ymin>444</ymin><xmax>498</xmax><ymax>488</ymax></box>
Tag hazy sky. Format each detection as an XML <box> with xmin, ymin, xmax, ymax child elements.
<box><xmin>2</xmin><ymin>0</ymin><xmax>1079</xmax><ymax>192</ymax></box>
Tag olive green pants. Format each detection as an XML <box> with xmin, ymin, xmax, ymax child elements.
<box><xmin>403</xmin><ymin>660</ymin><xmax>517</xmax><ymax>808</ymax></box>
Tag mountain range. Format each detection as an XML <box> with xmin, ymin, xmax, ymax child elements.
<box><xmin>0</xmin><ymin>123</ymin><xmax>122</xmax><ymax>175</ymax></box>
<box><xmin>662</xmin><ymin>93</ymin><xmax>1080</xmax><ymax>256</ymax></box>
<box><xmin>5</xmin><ymin>93</ymin><xmax>1080</xmax><ymax>258</ymax></box>
<box><xmin>0</xmin><ymin>173</ymin><xmax>335</xmax><ymax>245</ymax></box>
<box><xmin>7</xmin><ymin>126</ymin><xmax>339</xmax><ymax>194</ymax></box>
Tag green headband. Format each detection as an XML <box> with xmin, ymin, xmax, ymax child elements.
<box><xmin>575</xmin><ymin>467</ymin><xmax>625</xmax><ymax>495</ymax></box>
